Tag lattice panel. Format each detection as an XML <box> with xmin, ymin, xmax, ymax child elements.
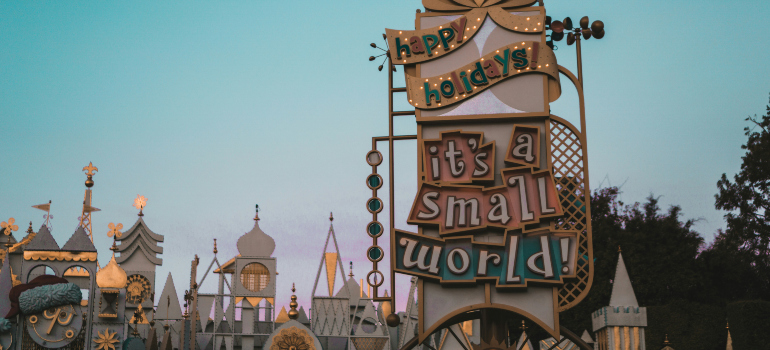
<box><xmin>312</xmin><ymin>298</ymin><xmax>350</xmax><ymax>336</ymax></box>
<box><xmin>351</xmin><ymin>337</ymin><xmax>389</xmax><ymax>350</ymax></box>
<box><xmin>550</xmin><ymin>119</ymin><xmax>592</xmax><ymax>312</ymax></box>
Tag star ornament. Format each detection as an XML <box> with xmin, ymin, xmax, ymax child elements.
<box><xmin>133</xmin><ymin>195</ymin><xmax>147</xmax><ymax>211</ymax></box>
<box><xmin>108</xmin><ymin>223</ymin><xmax>123</xmax><ymax>239</ymax></box>
<box><xmin>1</xmin><ymin>218</ymin><xmax>18</xmax><ymax>236</ymax></box>
<box><xmin>94</xmin><ymin>329</ymin><xmax>120</xmax><ymax>350</ymax></box>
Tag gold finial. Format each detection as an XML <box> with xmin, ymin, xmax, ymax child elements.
<box><xmin>132</xmin><ymin>305</ymin><xmax>143</xmax><ymax>336</ymax></box>
<box><xmin>288</xmin><ymin>283</ymin><xmax>299</xmax><ymax>320</ymax></box>
<box><xmin>726</xmin><ymin>321</ymin><xmax>729</xmax><ymax>329</ymax></box>
<box><xmin>83</xmin><ymin>162</ymin><xmax>98</xmax><ymax>188</ymax></box>
<box><xmin>133</xmin><ymin>195</ymin><xmax>147</xmax><ymax>217</ymax></box>
<box><xmin>107</xmin><ymin>223</ymin><xmax>123</xmax><ymax>239</ymax></box>
<box><xmin>27</xmin><ymin>221</ymin><xmax>33</xmax><ymax>234</ymax></box>
<box><xmin>1</xmin><ymin>218</ymin><xmax>18</xmax><ymax>236</ymax></box>
<box><xmin>519</xmin><ymin>320</ymin><xmax>527</xmax><ymax>332</ymax></box>
<box><xmin>330</xmin><ymin>212</ymin><xmax>334</xmax><ymax>222</ymax></box>
<box><xmin>108</xmin><ymin>223</ymin><xmax>123</xmax><ymax>252</ymax></box>
<box><xmin>618</xmin><ymin>245</ymin><xmax>622</xmax><ymax>253</ymax></box>
<box><xmin>663</xmin><ymin>334</ymin><xmax>670</xmax><ymax>345</ymax></box>
<box><xmin>349</xmin><ymin>261</ymin><xmax>354</xmax><ymax>278</ymax></box>
<box><xmin>213</xmin><ymin>239</ymin><xmax>218</xmax><ymax>255</ymax></box>
<box><xmin>254</xmin><ymin>204</ymin><xmax>260</xmax><ymax>221</ymax></box>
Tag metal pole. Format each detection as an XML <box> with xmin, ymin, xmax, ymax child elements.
<box><xmin>575</xmin><ymin>36</ymin><xmax>583</xmax><ymax>86</ymax></box>
<box><xmin>388</xmin><ymin>58</ymin><xmax>396</xmax><ymax>310</ymax></box>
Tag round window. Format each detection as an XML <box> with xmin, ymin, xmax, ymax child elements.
<box><xmin>240</xmin><ymin>263</ymin><xmax>270</xmax><ymax>292</ymax></box>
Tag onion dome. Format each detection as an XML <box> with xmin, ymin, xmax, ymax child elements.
<box><xmin>96</xmin><ymin>255</ymin><xmax>127</xmax><ymax>289</ymax></box>
<box><xmin>236</xmin><ymin>207</ymin><xmax>275</xmax><ymax>257</ymax></box>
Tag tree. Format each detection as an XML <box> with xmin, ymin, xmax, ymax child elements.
<box><xmin>560</xmin><ymin>187</ymin><xmax>704</xmax><ymax>333</ymax></box>
<box><xmin>715</xmin><ymin>94</ymin><xmax>770</xmax><ymax>297</ymax></box>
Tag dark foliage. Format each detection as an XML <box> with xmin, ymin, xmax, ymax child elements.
<box><xmin>715</xmin><ymin>94</ymin><xmax>770</xmax><ymax>298</ymax></box>
<box><xmin>726</xmin><ymin>300</ymin><xmax>770</xmax><ymax>350</ymax></box>
<box><xmin>646</xmin><ymin>300</ymin><xmax>725</xmax><ymax>350</ymax></box>
<box><xmin>560</xmin><ymin>188</ymin><xmax>704</xmax><ymax>335</ymax></box>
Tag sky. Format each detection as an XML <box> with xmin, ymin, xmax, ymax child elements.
<box><xmin>1</xmin><ymin>0</ymin><xmax>769</xmax><ymax>314</ymax></box>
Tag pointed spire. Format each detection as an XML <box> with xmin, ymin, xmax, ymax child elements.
<box><xmin>609</xmin><ymin>251</ymin><xmax>639</xmax><ymax>307</ymax></box>
<box><xmin>160</xmin><ymin>324</ymin><xmax>173</xmax><ymax>350</ymax></box>
<box><xmin>297</xmin><ymin>306</ymin><xmax>310</xmax><ymax>324</ymax></box>
<box><xmin>62</xmin><ymin>226</ymin><xmax>97</xmax><ymax>252</ymax></box>
<box><xmin>580</xmin><ymin>330</ymin><xmax>594</xmax><ymax>344</ymax></box>
<box><xmin>146</xmin><ymin>325</ymin><xmax>159</xmax><ymax>350</ymax></box>
<box><xmin>275</xmin><ymin>306</ymin><xmax>289</xmax><ymax>323</ymax></box>
<box><xmin>26</xmin><ymin>224</ymin><xmax>60</xmax><ymax>251</ymax></box>
<box><xmin>156</xmin><ymin>273</ymin><xmax>183</xmax><ymax>320</ymax></box>
<box><xmin>726</xmin><ymin>322</ymin><xmax>733</xmax><ymax>350</ymax></box>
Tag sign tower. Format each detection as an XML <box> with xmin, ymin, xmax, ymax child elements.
<box><xmin>367</xmin><ymin>1</ymin><xmax>606</xmax><ymax>349</ymax></box>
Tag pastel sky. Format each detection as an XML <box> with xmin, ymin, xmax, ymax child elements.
<box><xmin>1</xmin><ymin>0</ymin><xmax>769</xmax><ymax>313</ymax></box>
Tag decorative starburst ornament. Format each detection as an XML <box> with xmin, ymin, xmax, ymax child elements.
<box><xmin>94</xmin><ymin>329</ymin><xmax>119</xmax><ymax>350</ymax></box>
<box><xmin>133</xmin><ymin>195</ymin><xmax>147</xmax><ymax>216</ymax></box>
<box><xmin>1</xmin><ymin>218</ymin><xmax>18</xmax><ymax>236</ymax></box>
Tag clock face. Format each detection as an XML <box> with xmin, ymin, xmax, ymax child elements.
<box><xmin>126</xmin><ymin>274</ymin><xmax>152</xmax><ymax>304</ymax></box>
<box><xmin>26</xmin><ymin>304</ymin><xmax>83</xmax><ymax>348</ymax></box>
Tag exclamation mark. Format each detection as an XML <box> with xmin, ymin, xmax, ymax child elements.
<box><xmin>560</xmin><ymin>237</ymin><xmax>570</xmax><ymax>273</ymax></box>
<box><xmin>530</xmin><ymin>42</ymin><xmax>540</xmax><ymax>69</ymax></box>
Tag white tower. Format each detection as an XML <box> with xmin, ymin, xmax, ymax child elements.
<box><xmin>592</xmin><ymin>251</ymin><xmax>647</xmax><ymax>350</ymax></box>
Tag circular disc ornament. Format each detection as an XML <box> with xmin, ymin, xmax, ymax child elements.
<box><xmin>367</xmin><ymin>246</ymin><xmax>384</xmax><ymax>262</ymax></box>
<box><xmin>26</xmin><ymin>304</ymin><xmax>82</xmax><ymax>348</ymax></box>
<box><xmin>366</xmin><ymin>174</ymin><xmax>383</xmax><ymax>190</ymax></box>
<box><xmin>367</xmin><ymin>197</ymin><xmax>383</xmax><ymax>213</ymax></box>
<box><xmin>366</xmin><ymin>270</ymin><xmax>385</xmax><ymax>288</ymax></box>
<box><xmin>126</xmin><ymin>274</ymin><xmax>152</xmax><ymax>304</ymax></box>
<box><xmin>366</xmin><ymin>150</ymin><xmax>383</xmax><ymax>166</ymax></box>
<box><xmin>367</xmin><ymin>221</ymin><xmax>383</xmax><ymax>238</ymax></box>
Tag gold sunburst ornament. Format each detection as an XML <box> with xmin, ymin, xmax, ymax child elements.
<box><xmin>270</xmin><ymin>327</ymin><xmax>315</xmax><ymax>350</ymax></box>
<box><xmin>133</xmin><ymin>195</ymin><xmax>147</xmax><ymax>216</ymax></box>
<box><xmin>1</xmin><ymin>218</ymin><xmax>18</xmax><ymax>236</ymax></box>
<box><xmin>94</xmin><ymin>329</ymin><xmax>119</xmax><ymax>350</ymax></box>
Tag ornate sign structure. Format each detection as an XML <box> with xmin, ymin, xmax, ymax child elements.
<box><xmin>367</xmin><ymin>0</ymin><xmax>605</xmax><ymax>348</ymax></box>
